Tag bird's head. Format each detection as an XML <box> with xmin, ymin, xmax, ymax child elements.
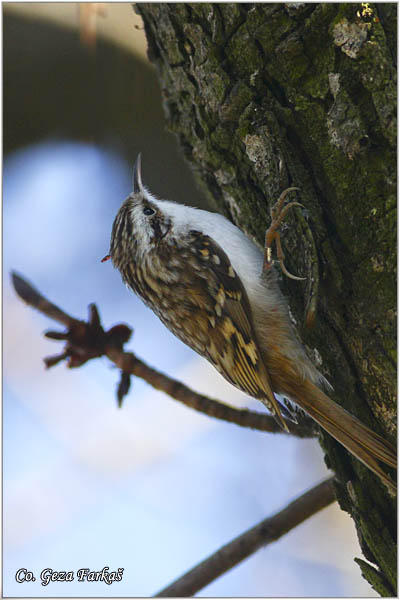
<box><xmin>106</xmin><ymin>155</ymin><xmax>239</xmax><ymax>276</ymax></box>
<box><xmin>108</xmin><ymin>154</ymin><xmax>175</xmax><ymax>269</ymax></box>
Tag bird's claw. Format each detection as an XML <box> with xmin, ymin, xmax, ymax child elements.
<box><xmin>264</xmin><ymin>188</ymin><xmax>306</xmax><ymax>281</ymax></box>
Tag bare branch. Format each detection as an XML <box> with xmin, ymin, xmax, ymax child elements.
<box><xmin>155</xmin><ymin>476</ymin><xmax>336</xmax><ymax>597</ymax></box>
<box><xmin>106</xmin><ymin>346</ymin><xmax>314</xmax><ymax>436</ymax></box>
<box><xmin>11</xmin><ymin>272</ymin><xmax>316</xmax><ymax>437</ymax></box>
<box><xmin>12</xmin><ymin>271</ymin><xmax>73</xmax><ymax>327</ymax></box>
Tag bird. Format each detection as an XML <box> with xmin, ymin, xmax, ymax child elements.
<box><xmin>104</xmin><ymin>154</ymin><xmax>396</xmax><ymax>493</ymax></box>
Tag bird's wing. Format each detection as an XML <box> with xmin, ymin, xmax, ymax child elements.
<box><xmin>187</xmin><ymin>230</ymin><xmax>289</xmax><ymax>431</ymax></box>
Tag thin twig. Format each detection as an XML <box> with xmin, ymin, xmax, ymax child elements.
<box><xmin>155</xmin><ymin>476</ymin><xmax>336</xmax><ymax>597</ymax></box>
<box><xmin>105</xmin><ymin>346</ymin><xmax>314</xmax><ymax>436</ymax></box>
<box><xmin>12</xmin><ymin>271</ymin><xmax>73</xmax><ymax>327</ymax></box>
<box><xmin>11</xmin><ymin>272</ymin><xmax>316</xmax><ymax>437</ymax></box>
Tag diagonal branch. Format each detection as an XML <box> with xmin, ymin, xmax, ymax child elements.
<box><xmin>105</xmin><ymin>347</ymin><xmax>314</xmax><ymax>437</ymax></box>
<box><xmin>155</xmin><ymin>476</ymin><xmax>336</xmax><ymax>597</ymax></box>
<box><xmin>11</xmin><ymin>272</ymin><xmax>315</xmax><ymax>437</ymax></box>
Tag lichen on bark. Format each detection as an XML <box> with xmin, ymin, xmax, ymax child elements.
<box><xmin>136</xmin><ymin>3</ymin><xmax>396</xmax><ymax>594</ymax></box>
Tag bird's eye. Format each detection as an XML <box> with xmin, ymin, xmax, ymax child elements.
<box><xmin>143</xmin><ymin>207</ymin><xmax>155</xmax><ymax>216</ymax></box>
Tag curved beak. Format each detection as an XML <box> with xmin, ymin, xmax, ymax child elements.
<box><xmin>132</xmin><ymin>153</ymin><xmax>143</xmax><ymax>194</ymax></box>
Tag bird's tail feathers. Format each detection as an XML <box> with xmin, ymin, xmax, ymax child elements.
<box><xmin>298</xmin><ymin>381</ymin><xmax>396</xmax><ymax>494</ymax></box>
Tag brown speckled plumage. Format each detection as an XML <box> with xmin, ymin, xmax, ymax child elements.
<box><xmin>112</xmin><ymin>202</ymin><xmax>287</xmax><ymax>425</ymax></box>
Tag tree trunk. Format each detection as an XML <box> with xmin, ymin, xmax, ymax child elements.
<box><xmin>136</xmin><ymin>3</ymin><xmax>396</xmax><ymax>595</ymax></box>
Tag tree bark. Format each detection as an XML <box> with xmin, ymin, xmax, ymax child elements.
<box><xmin>136</xmin><ymin>3</ymin><xmax>396</xmax><ymax>595</ymax></box>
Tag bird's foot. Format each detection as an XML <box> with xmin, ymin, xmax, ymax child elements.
<box><xmin>263</xmin><ymin>187</ymin><xmax>306</xmax><ymax>281</ymax></box>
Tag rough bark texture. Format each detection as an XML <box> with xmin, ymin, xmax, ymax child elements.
<box><xmin>136</xmin><ymin>3</ymin><xmax>396</xmax><ymax>595</ymax></box>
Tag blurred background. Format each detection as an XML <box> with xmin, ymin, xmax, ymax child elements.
<box><xmin>3</xmin><ymin>3</ymin><xmax>376</xmax><ymax>597</ymax></box>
